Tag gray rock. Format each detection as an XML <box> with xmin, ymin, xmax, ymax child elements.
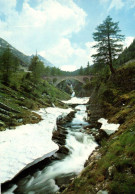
<box><xmin>97</xmin><ymin>190</ymin><xmax>108</xmax><ymax>194</ymax></box>
<box><xmin>20</xmin><ymin>97</ymin><xmax>25</xmax><ymax>100</ymax></box>
<box><xmin>17</xmin><ymin>118</ymin><xmax>23</xmax><ymax>123</ymax></box>
<box><xmin>22</xmin><ymin>106</ymin><xmax>28</xmax><ymax>110</ymax></box>
<box><xmin>58</xmin><ymin>146</ymin><xmax>69</xmax><ymax>155</ymax></box>
<box><xmin>0</xmin><ymin>121</ymin><xmax>5</xmax><ymax>127</ymax></box>
<box><xmin>108</xmin><ymin>165</ymin><xmax>116</xmax><ymax>177</ymax></box>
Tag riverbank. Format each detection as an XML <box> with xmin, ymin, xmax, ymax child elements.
<box><xmin>0</xmin><ymin>76</ymin><xmax>71</xmax><ymax>185</ymax></box>
<box><xmin>1</xmin><ymin>97</ymin><xmax>98</xmax><ymax>194</ymax></box>
<box><xmin>0</xmin><ymin>78</ymin><xmax>70</xmax><ymax>131</ymax></box>
<box><xmin>63</xmin><ymin>62</ymin><xmax>135</xmax><ymax>193</ymax></box>
<box><xmin>0</xmin><ymin>106</ymin><xmax>74</xmax><ymax>184</ymax></box>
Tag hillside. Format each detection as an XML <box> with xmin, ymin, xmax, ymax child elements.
<box><xmin>0</xmin><ymin>72</ymin><xmax>70</xmax><ymax>131</ymax></box>
<box><xmin>0</xmin><ymin>37</ymin><xmax>31</xmax><ymax>67</ymax></box>
<box><xmin>114</xmin><ymin>39</ymin><xmax>135</xmax><ymax>67</ymax></box>
<box><xmin>63</xmin><ymin>61</ymin><xmax>135</xmax><ymax>194</ymax></box>
<box><xmin>0</xmin><ymin>37</ymin><xmax>55</xmax><ymax>69</ymax></box>
<box><xmin>37</xmin><ymin>54</ymin><xmax>54</xmax><ymax>67</ymax></box>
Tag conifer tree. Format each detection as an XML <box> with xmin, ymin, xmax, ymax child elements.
<box><xmin>92</xmin><ymin>16</ymin><xmax>124</xmax><ymax>74</ymax></box>
<box><xmin>85</xmin><ymin>61</ymin><xmax>90</xmax><ymax>75</ymax></box>
<box><xmin>79</xmin><ymin>66</ymin><xmax>84</xmax><ymax>75</ymax></box>
<box><xmin>0</xmin><ymin>46</ymin><xmax>19</xmax><ymax>83</ymax></box>
<box><xmin>29</xmin><ymin>55</ymin><xmax>45</xmax><ymax>82</ymax></box>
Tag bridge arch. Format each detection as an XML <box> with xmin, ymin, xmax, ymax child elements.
<box><xmin>43</xmin><ymin>75</ymin><xmax>93</xmax><ymax>86</ymax></box>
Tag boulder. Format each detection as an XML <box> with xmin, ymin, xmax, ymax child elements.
<box><xmin>97</xmin><ymin>190</ymin><xmax>108</xmax><ymax>194</ymax></box>
<box><xmin>17</xmin><ymin>118</ymin><xmax>23</xmax><ymax>123</ymax></box>
<box><xmin>0</xmin><ymin>121</ymin><xmax>5</xmax><ymax>128</ymax></box>
<box><xmin>84</xmin><ymin>122</ymin><xmax>102</xmax><ymax>130</ymax></box>
<box><xmin>58</xmin><ymin>146</ymin><xmax>69</xmax><ymax>155</ymax></box>
<box><xmin>108</xmin><ymin>165</ymin><xmax>116</xmax><ymax>178</ymax></box>
<box><xmin>94</xmin><ymin>129</ymin><xmax>109</xmax><ymax>145</ymax></box>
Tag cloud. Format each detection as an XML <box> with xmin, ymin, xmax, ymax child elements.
<box><xmin>0</xmin><ymin>0</ymin><xmax>87</xmax><ymax>70</ymax></box>
<box><xmin>39</xmin><ymin>38</ymin><xmax>90</xmax><ymax>70</ymax></box>
<box><xmin>100</xmin><ymin>0</ymin><xmax>135</xmax><ymax>11</ymax></box>
<box><xmin>85</xmin><ymin>37</ymin><xmax>135</xmax><ymax>65</ymax></box>
<box><xmin>99</xmin><ymin>0</ymin><xmax>109</xmax><ymax>3</ymax></box>
<box><xmin>108</xmin><ymin>0</ymin><xmax>124</xmax><ymax>11</ymax></box>
<box><xmin>61</xmin><ymin>65</ymin><xmax>77</xmax><ymax>72</ymax></box>
<box><xmin>125</xmin><ymin>0</ymin><xmax>135</xmax><ymax>9</ymax></box>
<box><xmin>85</xmin><ymin>41</ymin><xmax>97</xmax><ymax>65</ymax></box>
<box><xmin>124</xmin><ymin>36</ymin><xmax>135</xmax><ymax>49</ymax></box>
<box><xmin>0</xmin><ymin>0</ymin><xmax>16</xmax><ymax>15</ymax></box>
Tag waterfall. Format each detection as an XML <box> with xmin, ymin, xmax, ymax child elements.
<box><xmin>71</xmin><ymin>84</ymin><xmax>75</xmax><ymax>97</ymax></box>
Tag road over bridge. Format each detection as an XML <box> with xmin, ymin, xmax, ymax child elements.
<box><xmin>43</xmin><ymin>75</ymin><xmax>94</xmax><ymax>86</ymax></box>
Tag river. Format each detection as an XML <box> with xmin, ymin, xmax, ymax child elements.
<box><xmin>2</xmin><ymin>98</ymin><xmax>98</xmax><ymax>194</ymax></box>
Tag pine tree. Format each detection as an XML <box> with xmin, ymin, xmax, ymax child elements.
<box><xmin>79</xmin><ymin>66</ymin><xmax>84</xmax><ymax>75</ymax></box>
<box><xmin>86</xmin><ymin>61</ymin><xmax>90</xmax><ymax>75</ymax></box>
<box><xmin>29</xmin><ymin>55</ymin><xmax>45</xmax><ymax>82</ymax></box>
<box><xmin>92</xmin><ymin>16</ymin><xmax>124</xmax><ymax>74</ymax></box>
<box><xmin>0</xmin><ymin>46</ymin><xmax>19</xmax><ymax>83</ymax></box>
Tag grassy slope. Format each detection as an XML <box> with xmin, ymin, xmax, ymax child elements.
<box><xmin>0</xmin><ymin>72</ymin><xmax>70</xmax><ymax>131</ymax></box>
<box><xmin>63</xmin><ymin>62</ymin><xmax>135</xmax><ymax>194</ymax></box>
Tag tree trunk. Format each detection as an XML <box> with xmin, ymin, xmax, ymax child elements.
<box><xmin>109</xmin><ymin>62</ymin><xmax>115</xmax><ymax>74</ymax></box>
<box><xmin>107</xmin><ymin>32</ymin><xmax>115</xmax><ymax>74</ymax></box>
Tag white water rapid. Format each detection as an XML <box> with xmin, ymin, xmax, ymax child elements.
<box><xmin>70</xmin><ymin>84</ymin><xmax>75</xmax><ymax>97</ymax></box>
<box><xmin>0</xmin><ymin>107</ymin><xmax>72</xmax><ymax>184</ymax></box>
<box><xmin>2</xmin><ymin>98</ymin><xmax>98</xmax><ymax>194</ymax></box>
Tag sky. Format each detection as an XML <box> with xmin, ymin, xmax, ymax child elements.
<box><xmin>0</xmin><ymin>0</ymin><xmax>135</xmax><ymax>71</ymax></box>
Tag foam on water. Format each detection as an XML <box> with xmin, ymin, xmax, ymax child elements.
<box><xmin>0</xmin><ymin>107</ymin><xmax>72</xmax><ymax>184</ymax></box>
<box><xmin>5</xmin><ymin>104</ymin><xmax>98</xmax><ymax>194</ymax></box>
<box><xmin>62</xmin><ymin>97</ymin><xmax>89</xmax><ymax>105</ymax></box>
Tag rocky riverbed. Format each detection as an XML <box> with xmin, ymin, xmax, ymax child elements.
<box><xmin>2</xmin><ymin>97</ymin><xmax>98</xmax><ymax>194</ymax></box>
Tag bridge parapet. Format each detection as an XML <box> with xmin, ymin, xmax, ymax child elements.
<box><xmin>43</xmin><ymin>75</ymin><xmax>94</xmax><ymax>86</ymax></box>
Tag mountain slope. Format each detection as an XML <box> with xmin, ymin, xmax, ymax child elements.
<box><xmin>0</xmin><ymin>37</ymin><xmax>31</xmax><ymax>67</ymax></box>
<box><xmin>0</xmin><ymin>37</ymin><xmax>55</xmax><ymax>68</ymax></box>
<box><xmin>114</xmin><ymin>39</ymin><xmax>135</xmax><ymax>66</ymax></box>
<box><xmin>63</xmin><ymin>61</ymin><xmax>135</xmax><ymax>194</ymax></box>
<box><xmin>37</xmin><ymin>54</ymin><xmax>54</xmax><ymax>67</ymax></box>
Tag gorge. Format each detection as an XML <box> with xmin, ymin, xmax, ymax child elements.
<box><xmin>1</xmin><ymin>96</ymin><xmax>98</xmax><ymax>193</ymax></box>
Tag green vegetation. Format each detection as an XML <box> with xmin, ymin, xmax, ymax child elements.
<box><xmin>29</xmin><ymin>55</ymin><xmax>45</xmax><ymax>83</ymax></box>
<box><xmin>0</xmin><ymin>37</ymin><xmax>31</xmax><ymax>67</ymax></box>
<box><xmin>114</xmin><ymin>39</ymin><xmax>135</xmax><ymax>66</ymax></box>
<box><xmin>63</xmin><ymin>16</ymin><xmax>135</xmax><ymax>194</ymax></box>
<box><xmin>92</xmin><ymin>16</ymin><xmax>124</xmax><ymax>74</ymax></box>
<box><xmin>0</xmin><ymin>43</ymin><xmax>72</xmax><ymax>132</ymax></box>
<box><xmin>0</xmin><ymin>71</ymin><xmax>70</xmax><ymax>131</ymax></box>
<box><xmin>0</xmin><ymin>47</ymin><xmax>19</xmax><ymax>84</ymax></box>
<box><xmin>0</xmin><ymin>48</ymin><xmax>70</xmax><ymax>131</ymax></box>
<box><xmin>0</xmin><ymin>16</ymin><xmax>135</xmax><ymax>192</ymax></box>
<box><xmin>64</xmin><ymin>123</ymin><xmax>135</xmax><ymax>194</ymax></box>
<box><xmin>64</xmin><ymin>59</ymin><xmax>135</xmax><ymax>194</ymax></box>
<box><xmin>0</xmin><ymin>37</ymin><xmax>80</xmax><ymax>77</ymax></box>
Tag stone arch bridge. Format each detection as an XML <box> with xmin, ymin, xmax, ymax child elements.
<box><xmin>43</xmin><ymin>75</ymin><xmax>93</xmax><ymax>86</ymax></box>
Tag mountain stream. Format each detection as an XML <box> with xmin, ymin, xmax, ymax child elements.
<box><xmin>2</xmin><ymin>98</ymin><xmax>98</xmax><ymax>194</ymax></box>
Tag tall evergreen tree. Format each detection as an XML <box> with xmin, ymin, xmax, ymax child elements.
<box><xmin>79</xmin><ymin>66</ymin><xmax>84</xmax><ymax>75</ymax></box>
<box><xmin>85</xmin><ymin>61</ymin><xmax>90</xmax><ymax>75</ymax></box>
<box><xmin>0</xmin><ymin>46</ymin><xmax>19</xmax><ymax>83</ymax></box>
<box><xmin>44</xmin><ymin>66</ymin><xmax>51</xmax><ymax>76</ymax></box>
<box><xmin>92</xmin><ymin>16</ymin><xmax>124</xmax><ymax>74</ymax></box>
<box><xmin>29</xmin><ymin>55</ymin><xmax>45</xmax><ymax>82</ymax></box>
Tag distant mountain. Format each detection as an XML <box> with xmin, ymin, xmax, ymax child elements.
<box><xmin>33</xmin><ymin>54</ymin><xmax>54</xmax><ymax>67</ymax></box>
<box><xmin>0</xmin><ymin>37</ymin><xmax>55</xmax><ymax>69</ymax></box>
<box><xmin>0</xmin><ymin>37</ymin><xmax>31</xmax><ymax>67</ymax></box>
